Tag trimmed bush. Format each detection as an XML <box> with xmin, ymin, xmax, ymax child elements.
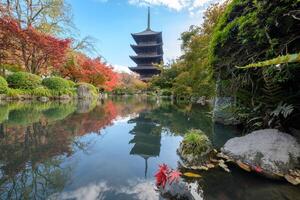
<box><xmin>42</xmin><ymin>77</ymin><xmax>70</xmax><ymax>91</ymax></box>
<box><xmin>0</xmin><ymin>76</ymin><xmax>8</xmax><ymax>94</ymax></box>
<box><xmin>7</xmin><ymin>72</ymin><xmax>42</xmax><ymax>89</ymax></box>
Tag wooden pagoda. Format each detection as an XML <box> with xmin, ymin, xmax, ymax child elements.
<box><xmin>129</xmin><ymin>7</ymin><xmax>163</xmax><ymax>81</ymax></box>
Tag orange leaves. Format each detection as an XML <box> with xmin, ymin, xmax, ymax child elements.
<box><xmin>60</xmin><ymin>53</ymin><xmax>119</xmax><ymax>91</ymax></box>
<box><xmin>0</xmin><ymin>17</ymin><xmax>119</xmax><ymax>91</ymax></box>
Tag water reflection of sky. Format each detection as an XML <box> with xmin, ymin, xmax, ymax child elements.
<box><xmin>51</xmin><ymin>179</ymin><xmax>159</xmax><ymax>200</ymax></box>
<box><xmin>52</xmin><ymin>119</ymin><xmax>182</xmax><ymax>200</ymax></box>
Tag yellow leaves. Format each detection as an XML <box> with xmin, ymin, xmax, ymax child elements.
<box><xmin>183</xmin><ymin>172</ymin><xmax>202</xmax><ymax>178</ymax></box>
<box><xmin>236</xmin><ymin>160</ymin><xmax>251</xmax><ymax>172</ymax></box>
<box><xmin>284</xmin><ymin>175</ymin><xmax>300</xmax><ymax>186</ymax></box>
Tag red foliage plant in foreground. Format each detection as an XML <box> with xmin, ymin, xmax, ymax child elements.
<box><xmin>155</xmin><ymin>164</ymin><xmax>182</xmax><ymax>189</ymax></box>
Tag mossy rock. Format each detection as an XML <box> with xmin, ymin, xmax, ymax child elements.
<box><xmin>178</xmin><ymin>129</ymin><xmax>213</xmax><ymax>166</ymax></box>
<box><xmin>76</xmin><ymin>82</ymin><xmax>98</xmax><ymax>99</ymax></box>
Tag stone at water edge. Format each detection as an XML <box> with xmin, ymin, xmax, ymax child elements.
<box><xmin>38</xmin><ymin>96</ymin><xmax>49</xmax><ymax>102</ymax></box>
<box><xmin>221</xmin><ymin>129</ymin><xmax>300</xmax><ymax>180</ymax></box>
<box><xmin>77</xmin><ymin>84</ymin><xmax>96</xmax><ymax>99</ymax></box>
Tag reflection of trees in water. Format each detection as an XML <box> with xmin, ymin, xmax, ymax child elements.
<box><xmin>0</xmin><ymin>121</ymin><xmax>73</xmax><ymax>199</ymax></box>
<box><xmin>140</xmin><ymin>102</ymin><xmax>213</xmax><ymax>137</ymax></box>
<box><xmin>0</xmin><ymin>99</ymin><xmax>156</xmax><ymax>198</ymax></box>
<box><xmin>0</xmin><ymin>157</ymin><xmax>70</xmax><ymax>200</ymax></box>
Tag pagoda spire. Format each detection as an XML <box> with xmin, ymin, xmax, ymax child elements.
<box><xmin>147</xmin><ymin>7</ymin><xmax>151</xmax><ymax>30</ymax></box>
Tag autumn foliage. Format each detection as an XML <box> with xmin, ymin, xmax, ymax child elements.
<box><xmin>0</xmin><ymin>17</ymin><xmax>71</xmax><ymax>74</ymax></box>
<box><xmin>60</xmin><ymin>53</ymin><xmax>119</xmax><ymax>91</ymax></box>
<box><xmin>155</xmin><ymin>164</ymin><xmax>181</xmax><ymax>189</ymax></box>
<box><xmin>0</xmin><ymin>16</ymin><xmax>119</xmax><ymax>90</ymax></box>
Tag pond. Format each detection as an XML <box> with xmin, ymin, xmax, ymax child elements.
<box><xmin>0</xmin><ymin>97</ymin><xmax>299</xmax><ymax>200</ymax></box>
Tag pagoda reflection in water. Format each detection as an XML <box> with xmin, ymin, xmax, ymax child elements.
<box><xmin>129</xmin><ymin>7</ymin><xmax>163</xmax><ymax>81</ymax></box>
<box><xmin>128</xmin><ymin>112</ymin><xmax>161</xmax><ymax>178</ymax></box>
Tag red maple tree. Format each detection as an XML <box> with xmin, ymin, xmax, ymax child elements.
<box><xmin>0</xmin><ymin>17</ymin><xmax>71</xmax><ymax>74</ymax></box>
<box><xmin>60</xmin><ymin>53</ymin><xmax>119</xmax><ymax>91</ymax></box>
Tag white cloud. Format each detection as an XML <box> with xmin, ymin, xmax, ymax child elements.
<box><xmin>111</xmin><ymin>64</ymin><xmax>132</xmax><ymax>74</ymax></box>
<box><xmin>50</xmin><ymin>182</ymin><xmax>111</xmax><ymax>200</ymax></box>
<box><xmin>93</xmin><ymin>0</ymin><xmax>222</xmax><ymax>14</ymax></box>
<box><xmin>128</xmin><ymin>0</ymin><xmax>189</xmax><ymax>11</ymax></box>
<box><xmin>128</xmin><ymin>0</ymin><xmax>220</xmax><ymax>13</ymax></box>
<box><xmin>50</xmin><ymin>179</ymin><xmax>159</xmax><ymax>200</ymax></box>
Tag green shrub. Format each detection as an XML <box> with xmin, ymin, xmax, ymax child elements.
<box><xmin>67</xmin><ymin>80</ymin><xmax>76</xmax><ymax>88</ymax></box>
<box><xmin>161</xmin><ymin>89</ymin><xmax>172</xmax><ymax>96</ymax></box>
<box><xmin>7</xmin><ymin>72</ymin><xmax>42</xmax><ymax>89</ymax></box>
<box><xmin>50</xmin><ymin>88</ymin><xmax>76</xmax><ymax>96</ymax></box>
<box><xmin>31</xmin><ymin>87</ymin><xmax>52</xmax><ymax>97</ymax></box>
<box><xmin>172</xmin><ymin>85</ymin><xmax>192</xmax><ymax>100</ymax></box>
<box><xmin>0</xmin><ymin>76</ymin><xmax>8</xmax><ymax>94</ymax></box>
<box><xmin>42</xmin><ymin>77</ymin><xmax>70</xmax><ymax>90</ymax></box>
<box><xmin>5</xmin><ymin>88</ymin><xmax>27</xmax><ymax>97</ymax></box>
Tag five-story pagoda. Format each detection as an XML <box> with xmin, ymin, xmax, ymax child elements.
<box><xmin>129</xmin><ymin>7</ymin><xmax>163</xmax><ymax>81</ymax></box>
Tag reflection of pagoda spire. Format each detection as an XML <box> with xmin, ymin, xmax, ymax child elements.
<box><xmin>128</xmin><ymin>112</ymin><xmax>161</xmax><ymax>178</ymax></box>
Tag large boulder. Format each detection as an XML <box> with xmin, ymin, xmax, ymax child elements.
<box><xmin>222</xmin><ymin>129</ymin><xmax>300</xmax><ymax>179</ymax></box>
<box><xmin>77</xmin><ymin>83</ymin><xmax>98</xmax><ymax>99</ymax></box>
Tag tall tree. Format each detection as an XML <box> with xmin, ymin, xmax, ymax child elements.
<box><xmin>0</xmin><ymin>17</ymin><xmax>71</xmax><ymax>74</ymax></box>
<box><xmin>0</xmin><ymin>0</ymin><xmax>72</xmax><ymax>34</ymax></box>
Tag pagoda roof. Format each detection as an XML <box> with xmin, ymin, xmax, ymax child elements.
<box><xmin>130</xmin><ymin>55</ymin><xmax>163</xmax><ymax>65</ymax></box>
<box><xmin>131</xmin><ymin>43</ymin><xmax>162</xmax><ymax>48</ymax></box>
<box><xmin>130</xmin><ymin>54</ymin><xmax>163</xmax><ymax>59</ymax></box>
<box><xmin>132</xmin><ymin>29</ymin><xmax>162</xmax><ymax>36</ymax></box>
<box><xmin>129</xmin><ymin>66</ymin><xmax>160</xmax><ymax>70</ymax></box>
<box><xmin>131</xmin><ymin>44</ymin><xmax>162</xmax><ymax>54</ymax></box>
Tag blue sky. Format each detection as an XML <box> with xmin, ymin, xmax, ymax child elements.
<box><xmin>67</xmin><ymin>0</ymin><xmax>223</xmax><ymax>72</ymax></box>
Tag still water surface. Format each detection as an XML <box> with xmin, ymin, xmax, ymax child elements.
<box><xmin>0</xmin><ymin>97</ymin><xmax>299</xmax><ymax>200</ymax></box>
